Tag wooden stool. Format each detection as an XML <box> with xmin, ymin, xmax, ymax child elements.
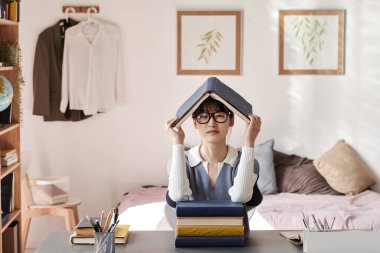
<box><xmin>21</xmin><ymin>173</ymin><xmax>81</xmax><ymax>252</ymax></box>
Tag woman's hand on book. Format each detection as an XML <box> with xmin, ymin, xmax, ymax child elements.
<box><xmin>166</xmin><ymin>117</ymin><xmax>185</xmax><ymax>145</ymax></box>
<box><xmin>244</xmin><ymin>114</ymin><xmax>261</xmax><ymax>147</ymax></box>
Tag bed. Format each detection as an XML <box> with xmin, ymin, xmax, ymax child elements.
<box><xmin>117</xmin><ymin>186</ymin><xmax>380</xmax><ymax>231</ymax></box>
<box><xmin>117</xmin><ymin>139</ymin><xmax>380</xmax><ymax>231</ymax></box>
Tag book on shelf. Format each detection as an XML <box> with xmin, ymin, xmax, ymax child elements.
<box><xmin>1</xmin><ymin>148</ymin><xmax>17</xmax><ymax>159</ymax></box>
<box><xmin>175</xmin><ymin>236</ymin><xmax>245</xmax><ymax>247</ymax></box>
<box><xmin>177</xmin><ymin>216</ymin><xmax>243</xmax><ymax>226</ymax></box>
<box><xmin>1</xmin><ymin>154</ymin><xmax>18</xmax><ymax>167</ymax></box>
<box><xmin>75</xmin><ymin>216</ymin><xmax>100</xmax><ymax>236</ymax></box>
<box><xmin>34</xmin><ymin>183</ymin><xmax>68</xmax><ymax>205</ymax></box>
<box><xmin>0</xmin><ymin>1</ymin><xmax>4</xmax><ymax>19</ymax></box>
<box><xmin>70</xmin><ymin>225</ymin><xmax>130</xmax><ymax>245</ymax></box>
<box><xmin>0</xmin><ymin>104</ymin><xmax>12</xmax><ymax>125</ymax></box>
<box><xmin>176</xmin><ymin>225</ymin><xmax>244</xmax><ymax>237</ymax></box>
<box><xmin>8</xmin><ymin>1</ymin><xmax>17</xmax><ymax>22</ymax></box>
<box><xmin>172</xmin><ymin>77</ymin><xmax>252</xmax><ymax>127</ymax></box>
<box><xmin>2</xmin><ymin>221</ymin><xmax>19</xmax><ymax>253</ymax></box>
<box><xmin>1</xmin><ymin>172</ymin><xmax>13</xmax><ymax>214</ymax></box>
<box><xmin>176</xmin><ymin>200</ymin><xmax>246</xmax><ymax>217</ymax></box>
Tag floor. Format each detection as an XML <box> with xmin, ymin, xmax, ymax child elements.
<box><xmin>25</xmin><ymin>248</ymin><xmax>35</xmax><ymax>253</ymax></box>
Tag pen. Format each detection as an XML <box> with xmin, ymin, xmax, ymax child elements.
<box><xmin>330</xmin><ymin>216</ymin><xmax>336</xmax><ymax>230</ymax></box>
<box><xmin>94</xmin><ymin>220</ymin><xmax>102</xmax><ymax>233</ymax></box>
<box><xmin>114</xmin><ymin>207</ymin><xmax>119</xmax><ymax>224</ymax></box>
<box><xmin>99</xmin><ymin>210</ymin><xmax>104</xmax><ymax>231</ymax></box>
<box><xmin>311</xmin><ymin>214</ymin><xmax>321</xmax><ymax>231</ymax></box>
<box><xmin>301</xmin><ymin>211</ymin><xmax>309</xmax><ymax>229</ymax></box>
<box><xmin>324</xmin><ymin>217</ymin><xmax>330</xmax><ymax>230</ymax></box>
<box><xmin>302</xmin><ymin>219</ymin><xmax>308</xmax><ymax>229</ymax></box>
<box><xmin>317</xmin><ymin>219</ymin><xmax>324</xmax><ymax>231</ymax></box>
<box><xmin>109</xmin><ymin>208</ymin><xmax>116</xmax><ymax>228</ymax></box>
<box><xmin>110</xmin><ymin>220</ymin><xmax>119</xmax><ymax>232</ymax></box>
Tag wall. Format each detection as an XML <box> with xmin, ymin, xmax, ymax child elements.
<box><xmin>19</xmin><ymin>0</ymin><xmax>380</xmax><ymax>248</ymax></box>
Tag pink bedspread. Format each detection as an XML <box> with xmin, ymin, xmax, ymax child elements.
<box><xmin>252</xmin><ymin>190</ymin><xmax>380</xmax><ymax>231</ymax></box>
<box><xmin>117</xmin><ymin>187</ymin><xmax>380</xmax><ymax>231</ymax></box>
<box><xmin>118</xmin><ymin>186</ymin><xmax>167</xmax><ymax>214</ymax></box>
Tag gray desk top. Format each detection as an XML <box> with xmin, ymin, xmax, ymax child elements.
<box><xmin>35</xmin><ymin>230</ymin><xmax>302</xmax><ymax>253</ymax></box>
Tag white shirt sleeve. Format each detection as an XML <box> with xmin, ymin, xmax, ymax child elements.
<box><xmin>228</xmin><ymin>147</ymin><xmax>258</xmax><ymax>203</ymax></box>
<box><xmin>167</xmin><ymin>144</ymin><xmax>192</xmax><ymax>201</ymax></box>
<box><xmin>60</xmin><ymin>34</ymin><xmax>70</xmax><ymax>113</ymax></box>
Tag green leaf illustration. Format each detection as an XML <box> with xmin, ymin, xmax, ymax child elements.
<box><xmin>292</xmin><ymin>17</ymin><xmax>328</xmax><ymax>65</ymax></box>
<box><xmin>196</xmin><ymin>29</ymin><xmax>223</xmax><ymax>64</ymax></box>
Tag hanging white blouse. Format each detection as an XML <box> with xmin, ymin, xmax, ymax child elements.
<box><xmin>60</xmin><ymin>20</ymin><xmax>125</xmax><ymax>115</ymax></box>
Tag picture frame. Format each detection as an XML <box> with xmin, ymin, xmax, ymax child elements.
<box><xmin>279</xmin><ymin>10</ymin><xmax>345</xmax><ymax>75</ymax></box>
<box><xmin>177</xmin><ymin>10</ymin><xmax>241</xmax><ymax>75</ymax></box>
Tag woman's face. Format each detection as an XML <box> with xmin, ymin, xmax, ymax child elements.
<box><xmin>193</xmin><ymin>110</ymin><xmax>234</xmax><ymax>144</ymax></box>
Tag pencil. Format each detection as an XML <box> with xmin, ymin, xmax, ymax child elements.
<box><xmin>103</xmin><ymin>210</ymin><xmax>112</xmax><ymax>231</ymax></box>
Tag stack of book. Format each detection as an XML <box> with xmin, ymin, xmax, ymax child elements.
<box><xmin>70</xmin><ymin>217</ymin><xmax>130</xmax><ymax>244</ymax></box>
<box><xmin>175</xmin><ymin>200</ymin><xmax>246</xmax><ymax>247</ymax></box>
<box><xmin>0</xmin><ymin>148</ymin><xmax>18</xmax><ymax>167</ymax></box>
<box><xmin>33</xmin><ymin>183</ymin><xmax>69</xmax><ymax>205</ymax></box>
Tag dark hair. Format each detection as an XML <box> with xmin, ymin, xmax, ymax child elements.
<box><xmin>192</xmin><ymin>97</ymin><xmax>233</xmax><ymax>118</ymax></box>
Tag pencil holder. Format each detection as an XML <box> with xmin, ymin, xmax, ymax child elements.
<box><xmin>94</xmin><ymin>232</ymin><xmax>115</xmax><ymax>253</ymax></box>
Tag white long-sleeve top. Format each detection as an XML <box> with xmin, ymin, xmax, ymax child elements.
<box><xmin>168</xmin><ymin>144</ymin><xmax>257</xmax><ymax>203</ymax></box>
<box><xmin>60</xmin><ymin>21</ymin><xmax>125</xmax><ymax>115</ymax></box>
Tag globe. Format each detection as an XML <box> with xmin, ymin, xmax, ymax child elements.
<box><xmin>0</xmin><ymin>75</ymin><xmax>14</xmax><ymax>112</ymax></box>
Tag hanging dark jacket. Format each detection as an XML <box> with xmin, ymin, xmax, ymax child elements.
<box><xmin>33</xmin><ymin>19</ymin><xmax>89</xmax><ymax>121</ymax></box>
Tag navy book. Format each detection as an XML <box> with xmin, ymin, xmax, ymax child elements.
<box><xmin>173</xmin><ymin>77</ymin><xmax>252</xmax><ymax>127</ymax></box>
<box><xmin>175</xmin><ymin>236</ymin><xmax>245</xmax><ymax>247</ymax></box>
<box><xmin>1</xmin><ymin>172</ymin><xmax>13</xmax><ymax>214</ymax></box>
<box><xmin>176</xmin><ymin>200</ymin><xmax>245</xmax><ymax>217</ymax></box>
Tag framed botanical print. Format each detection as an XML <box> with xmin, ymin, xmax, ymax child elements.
<box><xmin>177</xmin><ymin>11</ymin><xmax>241</xmax><ymax>75</ymax></box>
<box><xmin>279</xmin><ymin>10</ymin><xmax>346</xmax><ymax>75</ymax></box>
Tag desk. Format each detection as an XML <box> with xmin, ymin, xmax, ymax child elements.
<box><xmin>35</xmin><ymin>230</ymin><xmax>302</xmax><ymax>253</ymax></box>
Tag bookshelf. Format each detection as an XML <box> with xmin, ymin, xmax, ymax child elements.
<box><xmin>0</xmin><ymin>17</ymin><xmax>22</xmax><ymax>253</ymax></box>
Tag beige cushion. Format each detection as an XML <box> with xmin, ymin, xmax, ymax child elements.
<box><xmin>313</xmin><ymin>140</ymin><xmax>375</xmax><ymax>195</ymax></box>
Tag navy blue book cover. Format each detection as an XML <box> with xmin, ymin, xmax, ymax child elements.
<box><xmin>176</xmin><ymin>200</ymin><xmax>245</xmax><ymax>217</ymax></box>
<box><xmin>173</xmin><ymin>77</ymin><xmax>252</xmax><ymax>127</ymax></box>
<box><xmin>1</xmin><ymin>173</ymin><xmax>13</xmax><ymax>214</ymax></box>
<box><xmin>175</xmin><ymin>236</ymin><xmax>245</xmax><ymax>247</ymax></box>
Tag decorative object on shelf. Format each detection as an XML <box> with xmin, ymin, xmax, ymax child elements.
<box><xmin>279</xmin><ymin>9</ymin><xmax>346</xmax><ymax>75</ymax></box>
<box><xmin>0</xmin><ymin>75</ymin><xmax>13</xmax><ymax>110</ymax></box>
<box><xmin>0</xmin><ymin>39</ymin><xmax>25</xmax><ymax>123</ymax></box>
<box><xmin>0</xmin><ymin>75</ymin><xmax>13</xmax><ymax>125</ymax></box>
<box><xmin>177</xmin><ymin>11</ymin><xmax>241</xmax><ymax>75</ymax></box>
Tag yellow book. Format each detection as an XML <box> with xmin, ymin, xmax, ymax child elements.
<box><xmin>8</xmin><ymin>2</ymin><xmax>18</xmax><ymax>21</ymax></box>
<box><xmin>70</xmin><ymin>225</ymin><xmax>130</xmax><ymax>244</ymax></box>
<box><xmin>176</xmin><ymin>225</ymin><xmax>244</xmax><ymax>237</ymax></box>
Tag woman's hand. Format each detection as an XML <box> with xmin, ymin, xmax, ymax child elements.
<box><xmin>244</xmin><ymin>114</ymin><xmax>261</xmax><ymax>147</ymax></box>
<box><xmin>166</xmin><ymin>117</ymin><xmax>185</xmax><ymax>145</ymax></box>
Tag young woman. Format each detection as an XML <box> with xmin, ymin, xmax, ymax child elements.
<box><xmin>165</xmin><ymin>97</ymin><xmax>263</xmax><ymax>233</ymax></box>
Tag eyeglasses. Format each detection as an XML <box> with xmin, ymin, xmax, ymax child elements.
<box><xmin>194</xmin><ymin>112</ymin><xmax>231</xmax><ymax>124</ymax></box>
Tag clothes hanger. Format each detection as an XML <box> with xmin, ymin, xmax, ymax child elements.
<box><xmin>85</xmin><ymin>7</ymin><xmax>98</xmax><ymax>25</ymax></box>
<box><xmin>65</xmin><ymin>7</ymin><xmax>76</xmax><ymax>23</ymax></box>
